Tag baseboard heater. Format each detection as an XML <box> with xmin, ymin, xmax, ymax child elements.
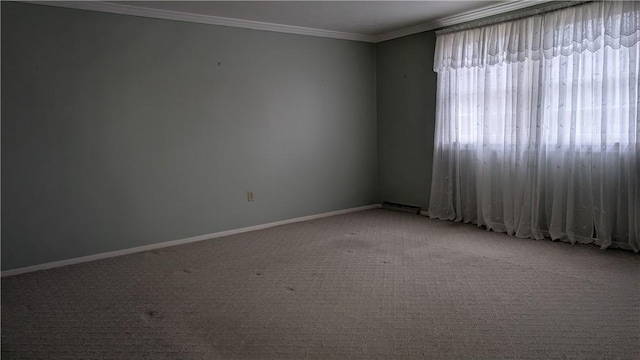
<box><xmin>382</xmin><ymin>202</ymin><xmax>421</xmax><ymax>214</ymax></box>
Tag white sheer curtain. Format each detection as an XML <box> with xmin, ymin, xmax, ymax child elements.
<box><xmin>429</xmin><ymin>1</ymin><xmax>639</xmax><ymax>251</ymax></box>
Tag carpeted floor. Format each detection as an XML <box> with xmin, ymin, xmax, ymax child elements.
<box><xmin>2</xmin><ymin>209</ymin><xmax>639</xmax><ymax>359</ymax></box>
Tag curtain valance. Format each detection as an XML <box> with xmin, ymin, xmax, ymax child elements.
<box><xmin>434</xmin><ymin>1</ymin><xmax>640</xmax><ymax>71</ymax></box>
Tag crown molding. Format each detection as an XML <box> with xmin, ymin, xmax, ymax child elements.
<box><xmin>25</xmin><ymin>1</ymin><xmax>377</xmax><ymax>43</ymax></box>
<box><xmin>26</xmin><ymin>0</ymin><xmax>550</xmax><ymax>44</ymax></box>
<box><xmin>375</xmin><ymin>0</ymin><xmax>551</xmax><ymax>42</ymax></box>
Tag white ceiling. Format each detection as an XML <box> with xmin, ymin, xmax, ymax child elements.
<box><xmin>37</xmin><ymin>1</ymin><xmax>547</xmax><ymax>42</ymax></box>
<box><xmin>112</xmin><ymin>1</ymin><xmax>506</xmax><ymax>35</ymax></box>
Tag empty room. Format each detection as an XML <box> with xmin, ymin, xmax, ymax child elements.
<box><xmin>2</xmin><ymin>1</ymin><xmax>638</xmax><ymax>359</ymax></box>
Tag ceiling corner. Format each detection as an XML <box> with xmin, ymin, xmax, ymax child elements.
<box><xmin>374</xmin><ymin>0</ymin><xmax>552</xmax><ymax>43</ymax></box>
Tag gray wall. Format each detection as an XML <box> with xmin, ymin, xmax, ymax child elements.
<box><xmin>376</xmin><ymin>31</ymin><xmax>437</xmax><ymax>210</ymax></box>
<box><xmin>1</xmin><ymin>2</ymin><xmax>378</xmax><ymax>270</ymax></box>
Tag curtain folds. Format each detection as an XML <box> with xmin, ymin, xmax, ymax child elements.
<box><xmin>429</xmin><ymin>1</ymin><xmax>640</xmax><ymax>251</ymax></box>
<box><xmin>434</xmin><ymin>1</ymin><xmax>640</xmax><ymax>71</ymax></box>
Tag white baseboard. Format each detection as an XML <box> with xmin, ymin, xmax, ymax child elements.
<box><xmin>419</xmin><ymin>210</ymin><xmax>429</xmax><ymax>217</ymax></box>
<box><xmin>2</xmin><ymin>204</ymin><xmax>382</xmax><ymax>277</ymax></box>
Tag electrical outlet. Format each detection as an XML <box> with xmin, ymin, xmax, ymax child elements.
<box><xmin>247</xmin><ymin>191</ymin><xmax>254</xmax><ymax>202</ymax></box>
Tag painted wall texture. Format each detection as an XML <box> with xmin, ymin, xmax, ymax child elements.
<box><xmin>376</xmin><ymin>31</ymin><xmax>437</xmax><ymax>210</ymax></box>
<box><xmin>1</xmin><ymin>2</ymin><xmax>378</xmax><ymax>270</ymax></box>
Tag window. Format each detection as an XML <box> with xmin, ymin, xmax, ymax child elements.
<box><xmin>429</xmin><ymin>1</ymin><xmax>639</xmax><ymax>251</ymax></box>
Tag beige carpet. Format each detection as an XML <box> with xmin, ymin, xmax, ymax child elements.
<box><xmin>2</xmin><ymin>209</ymin><xmax>639</xmax><ymax>359</ymax></box>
